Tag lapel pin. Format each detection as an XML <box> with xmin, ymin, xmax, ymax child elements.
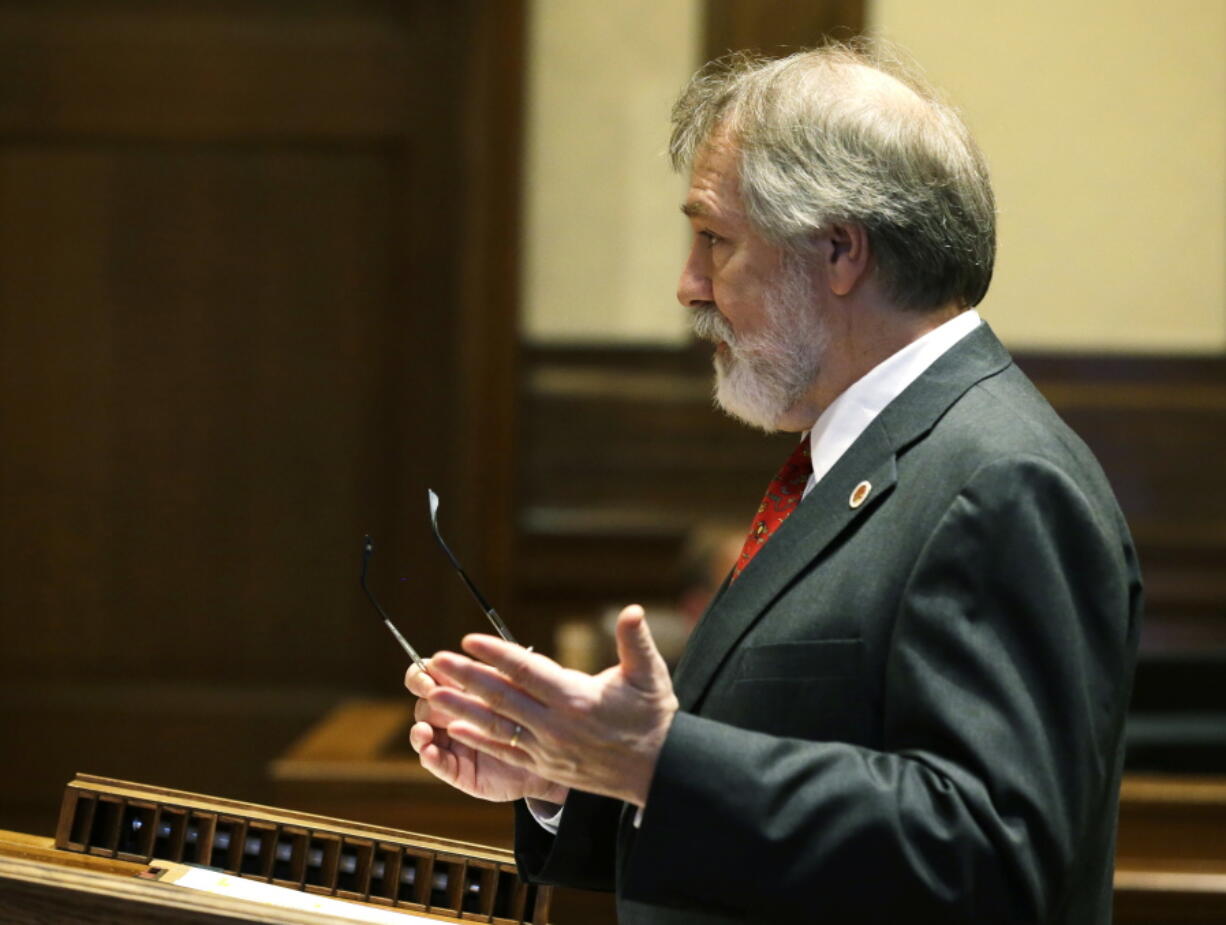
<box><xmin>849</xmin><ymin>480</ymin><xmax>872</xmax><ymax>509</ymax></box>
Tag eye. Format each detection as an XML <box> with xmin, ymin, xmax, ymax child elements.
<box><xmin>698</xmin><ymin>230</ymin><xmax>721</xmax><ymax>247</ymax></box>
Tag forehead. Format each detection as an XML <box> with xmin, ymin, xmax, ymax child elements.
<box><xmin>682</xmin><ymin>139</ymin><xmax>746</xmax><ymax>223</ymax></box>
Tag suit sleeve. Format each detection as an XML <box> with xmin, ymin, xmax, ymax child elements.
<box><xmin>618</xmin><ymin>455</ymin><xmax>1140</xmax><ymax>923</ymax></box>
<box><xmin>514</xmin><ymin>789</ymin><xmax>622</xmax><ymax>892</ymax></box>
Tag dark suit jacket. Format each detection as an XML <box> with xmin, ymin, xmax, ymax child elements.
<box><xmin>515</xmin><ymin>325</ymin><xmax>1142</xmax><ymax>924</ymax></box>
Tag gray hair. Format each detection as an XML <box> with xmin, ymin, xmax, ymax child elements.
<box><xmin>670</xmin><ymin>42</ymin><xmax>996</xmax><ymax>310</ymax></box>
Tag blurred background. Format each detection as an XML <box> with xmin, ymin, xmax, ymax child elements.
<box><xmin>0</xmin><ymin>1</ymin><xmax>1222</xmax><ymax>918</ymax></box>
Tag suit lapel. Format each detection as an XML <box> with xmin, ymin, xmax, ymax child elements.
<box><xmin>672</xmin><ymin>426</ymin><xmax>897</xmax><ymax>711</ymax></box>
<box><xmin>671</xmin><ymin>324</ymin><xmax>1013</xmax><ymax>712</ymax></box>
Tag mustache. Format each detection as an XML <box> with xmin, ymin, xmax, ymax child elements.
<box><xmin>690</xmin><ymin>304</ymin><xmax>735</xmax><ymax>345</ymax></box>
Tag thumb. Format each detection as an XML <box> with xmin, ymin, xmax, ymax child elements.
<box><xmin>615</xmin><ymin>604</ymin><xmax>667</xmax><ymax>691</ymax></box>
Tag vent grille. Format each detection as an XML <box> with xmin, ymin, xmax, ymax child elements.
<box><xmin>56</xmin><ymin>774</ymin><xmax>550</xmax><ymax>923</ymax></box>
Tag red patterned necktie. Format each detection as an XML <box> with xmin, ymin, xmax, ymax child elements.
<box><xmin>732</xmin><ymin>437</ymin><xmax>813</xmax><ymax>580</ymax></box>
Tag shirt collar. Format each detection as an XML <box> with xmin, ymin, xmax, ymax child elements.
<box><xmin>803</xmin><ymin>309</ymin><xmax>982</xmax><ymax>494</ymax></box>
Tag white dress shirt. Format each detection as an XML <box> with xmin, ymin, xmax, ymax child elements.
<box><xmin>802</xmin><ymin>308</ymin><xmax>982</xmax><ymax>497</ymax></box>
<box><xmin>528</xmin><ymin>308</ymin><xmax>983</xmax><ymax>834</ymax></box>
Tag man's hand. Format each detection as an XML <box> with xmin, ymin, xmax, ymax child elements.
<box><xmin>405</xmin><ymin>663</ymin><xmax>569</xmax><ymax>805</ymax></box>
<box><xmin>424</xmin><ymin>605</ymin><xmax>679</xmax><ymax>808</ymax></box>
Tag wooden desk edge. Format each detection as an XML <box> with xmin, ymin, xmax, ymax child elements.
<box><xmin>1114</xmin><ymin>869</ymin><xmax>1226</xmax><ymax>895</ymax></box>
<box><xmin>0</xmin><ymin>852</ymin><xmax>381</xmax><ymax>925</ymax></box>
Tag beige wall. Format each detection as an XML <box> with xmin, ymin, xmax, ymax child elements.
<box><xmin>522</xmin><ymin>0</ymin><xmax>1226</xmax><ymax>353</ymax></box>
<box><xmin>521</xmin><ymin>0</ymin><xmax>700</xmax><ymax>345</ymax></box>
<box><xmin>870</xmin><ymin>0</ymin><xmax>1226</xmax><ymax>353</ymax></box>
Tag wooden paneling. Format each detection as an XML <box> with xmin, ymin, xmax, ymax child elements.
<box><xmin>703</xmin><ymin>0</ymin><xmax>865</xmax><ymax>61</ymax></box>
<box><xmin>514</xmin><ymin>345</ymin><xmax>794</xmax><ymax>641</ymax></box>
<box><xmin>0</xmin><ymin>0</ymin><xmax>523</xmax><ymax>835</ymax></box>
<box><xmin>3</xmin><ymin>144</ymin><xmax>406</xmax><ymax>682</ymax></box>
<box><xmin>517</xmin><ymin>343</ymin><xmax>1226</xmax><ymax>667</ymax></box>
<box><xmin>1114</xmin><ymin>775</ymin><xmax>1226</xmax><ymax>924</ymax></box>
<box><xmin>1014</xmin><ymin>353</ymin><xmax>1226</xmax><ymax>647</ymax></box>
<box><xmin>1117</xmin><ymin>775</ymin><xmax>1226</xmax><ymax>870</ymax></box>
<box><xmin>0</xmin><ymin>4</ymin><xmax>412</xmax><ymax>141</ymax></box>
<box><xmin>451</xmin><ymin>1</ymin><xmax>527</xmax><ymax>612</ymax></box>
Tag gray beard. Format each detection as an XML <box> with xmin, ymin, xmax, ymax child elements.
<box><xmin>690</xmin><ymin>262</ymin><xmax>824</xmax><ymax>433</ymax></box>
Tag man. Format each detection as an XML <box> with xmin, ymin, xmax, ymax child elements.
<box><xmin>406</xmin><ymin>44</ymin><xmax>1141</xmax><ymax>924</ymax></box>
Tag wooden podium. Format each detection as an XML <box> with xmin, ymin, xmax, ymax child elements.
<box><xmin>0</xmin><ymin>772</ymin><xmax>552</xmax><ymax>924</ymax></box>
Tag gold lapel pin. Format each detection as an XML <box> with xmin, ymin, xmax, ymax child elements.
<box><xmin>849</xmin><ymin>480</ymin><xmax>872</xmax><ymax>509</ymax></box>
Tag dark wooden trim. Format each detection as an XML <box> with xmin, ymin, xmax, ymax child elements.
<box><xmin>0</xmin><ymin>0</ymin><xmax>530</xmax><ymax>838</ymax></box>
<box><xmin>702</xmin><ymin>0</ymin><xmax>865</xmax><ymax>63</ymax></box>
<box><xmin>516</xmin><ymin>342</ymin><xmax>1226</xmax><ymax>653</ymax></box>
<box><xmin>453</xmin><ymin>0</ymin><xmax>527</xmax><ymax>617</ymax></box>
<box><xmin>0</xmin><ymin>4</ymin><xmax>414</xmax><ymax>141</ymax></box>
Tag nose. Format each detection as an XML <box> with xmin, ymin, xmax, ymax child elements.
<box><xmin>676</xmin><ymin>240</ymin><xmax>713</xmax><ymax>309</ymax></box>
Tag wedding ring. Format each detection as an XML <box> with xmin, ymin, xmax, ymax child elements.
<box><xmin>509</xmin><ymin>724</ymin><xmax>523</xmax><ymax>749</ymax></box>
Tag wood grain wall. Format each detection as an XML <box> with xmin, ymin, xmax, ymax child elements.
<box><xmin>515</xmin><ymin>343</ymin><xmax>1226</xmax><ymax>663</ymax></box>
<box><xmin>0</xmin><ymin>0</ymin><xmax>524</xmax><ymax>834</ymax></box>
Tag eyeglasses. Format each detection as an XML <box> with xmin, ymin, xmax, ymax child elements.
<box><xmin>360</xmin><ymin>535</ymin><xmax>429</xmax><ymax>673</ymax></box>
<box><xmin>427</xmin><ymin>489</ymin><xmax>519</xmax><ymax>645</ymax></box>
<box><xmin>360</xmin><ymin>490</ymin><xmax>520</xmax><ymax>667</ymax></box>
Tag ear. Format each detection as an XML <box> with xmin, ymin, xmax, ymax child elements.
<box><xmin>821</xmin><ymin>223</ymin><xmax>871</xmax><ymax>297</ymax></box>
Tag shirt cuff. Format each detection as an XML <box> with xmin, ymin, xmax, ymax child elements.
<box><xmin>526</xmin><ymin>795</ymin><xmax>644</xmax><ymax>832</ymax></box>
<box><xmin>524</xmin><ymin>797</ymin><xmax>565</xmax><ymax>834</ymax></box>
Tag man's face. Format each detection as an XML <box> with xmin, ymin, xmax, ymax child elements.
<box><xmin>677</xmin><ymin>140</ymin><xmax>824</xmax><ymax>433</ymax></box>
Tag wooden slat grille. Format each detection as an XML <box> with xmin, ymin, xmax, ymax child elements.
<box><xmin>54</xmin><ymin>773</ymin><xmax>548</xmax><ymax>924</ymax></box>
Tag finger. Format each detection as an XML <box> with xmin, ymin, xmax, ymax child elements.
<box><xmin>405</xmin><ymin>660</ymin><xmax>438</xmax><ymax>697</ymax></box>
<box><xmin>428</xmin><ymin>685</ymin><xmax>539</xmax><ymax>745</ymax></box>
<box><xmin>415</xmin><ymin>696</ymin><xmax>456</xmax><ymax>728</ymax></box>
<box><xmin>458</xmin><ymin>634</ymin><xmax>573</xmax><ymax>703</ymax></box>
<box><xmin>422</xmin><ymin>651</ymin><xmax>476</xmax><ymax>692</ymax></box>
<box><xmin>413</xmin><ymin>725</ymin><xmax>462</xmax><ymax>783</ymax></box>
<box><xmin>447</xmin><ymin>720</ymin><xmax>534</xmax><ymax>767</ymax></box>
<box><xmin>409</xmin><ymin>720</ymin><xmax>434</xmax><ymax>754</ymax></box>
<box><xmin>614</xmin><ymin>604</ymin><xmax>667</xmax><ymax>691</ymax></box>
<box><xmin>410</xmin><ymin>720</ymin><xmax>455</xmax><ymax>756</ymax></box>
<box><xmin>410</xmin><ymin>722</ymin><xmax>454</xmax><ymax>771</ymax></box>
<box><xmin>430</xmin><ymin>652</ymin><xmax>550</xmax><ymax>725</ymax></box>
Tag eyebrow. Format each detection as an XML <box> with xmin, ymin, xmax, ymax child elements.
<box><xmin>680</xmin><ymin>201</ymin><xmax>711</xmax><ymax>219</ymax></box>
